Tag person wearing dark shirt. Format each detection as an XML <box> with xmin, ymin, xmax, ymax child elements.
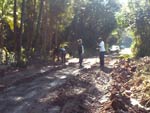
<box><xmin>60</xmin><ymin>47</ymin><xmax>66</xmax><ymax>63</ymax></box>
<box><xmin>77</xmin><ymin>39</ymin><xmax>84</xmax><ymax>67</ymax></box>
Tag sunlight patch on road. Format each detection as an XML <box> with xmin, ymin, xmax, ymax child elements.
<box><xmin>83</xmin><ymin>58</ymin><xmax>98</xmax><ymax>68</ymax></box>
<box><xmin>13</xmin><ymin>96</ymin><xmax>24</xmax><ymax>101</ymax></box>
<box><xmin>45</xmin><ymin>76</ymin><xmax>55</xmax><ymax>80</ymax></box>
<box><xmin>40</xmin><ymin>69</ymin><xmax>46</xmax><ymax>73</ymax></box>
<box><xmin>72</xmin><ymin>69</ymin><xmax>80</xmax><ymax>75</ymax></box>
<box><xmin>68</xmin><ymin>57</ymin><xmax>98</xmax><ymax>69</ymax></box>
<box><xmin>40</xmin><ymin>66</ymin><xmax>53</xmax><ymax>73</ymax></box>
<box><xmin>58</xmin><ymin>75</ymin><xmax>67</xmax><ymax>79</ymax></box>
<box><xmin>68</xmin><ymin>58</ymin><xmax>79</xmax><ymax>63</ymax></box>
<box><xmin>109</xmin><ymin>59</ymin><xmax>119</xmax><ymax>66</ymax></box>
<box><xmin>49</xmin><ymin>79</ymin><xmax>66</xmax><ymax>88</ymax></box>
<box><xmin>99</xmin><ymin>94</ymin><xmax>110</xmax><ymax>103</ymax></box>
<box><xmin>49</xmin><ymin>81</ymin><xmax>59</xmax><ymax>87</ymax></box>
<box><xmin>130</xmin><ymin>98</ymin><xmax>150</xmax><ymax>110</ymax></box>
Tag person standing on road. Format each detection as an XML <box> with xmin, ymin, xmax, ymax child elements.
<box><xmin>77</xmin><ymin>39</ymin><xmax>84</xmax><ymax>68</ymax></box>
<box><xmin>98</xmin><ymin>37</ymin><xmax>106</xmax><ymax>68</ymax></box>
<box><xmin>60</xmin><ymin>47</ymin><xmax>66</xmax><ymax>64</ymax></box>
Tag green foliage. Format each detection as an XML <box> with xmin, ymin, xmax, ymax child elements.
<box><xmin>64</xmin><ymin>0</ymin><xmax>119</xmax><ymax>55</ymax></box>
<box><xmin>0</xmin><ymin>0</ymin><xmax>120</xmax><ymax>65</ymax></box>
<box><xmin>116</xmin><ymin>0</ymin><xmax>150</xmax><ymax>57</ymax></box>
<box><xmin>0</xmin><ymin>0</ymin><xmax>21</xmax><ymax>30</ymax></box>
<box><xmin>119</xmin><ymin>54</ymin><xmax>134</xmax><ymax>59</ymax></box>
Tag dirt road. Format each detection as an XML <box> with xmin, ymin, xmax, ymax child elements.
<box><xmin>0</xmin><ymin>57</ymin><xmax>114</xmax><ymax>113</ymax></box>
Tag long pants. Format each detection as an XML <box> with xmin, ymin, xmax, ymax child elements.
<box><xmin>61</xmin><ymin>53</ymin><xmax>66</xmax><ymax>63</ymax></box>
<box><xmin>79</xmin><ymin>54</ymin><xmax>83</xmax><ymax>66</ymax></box>
<box><xmin>99</xmin><ymin>52</ymin><xmax>105</xmax><ymax>67</ymax></box>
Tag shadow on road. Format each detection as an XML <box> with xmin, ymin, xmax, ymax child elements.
<box><xmin>101</xmin><ymin>66</ymin><xmax>113</xmax><ymax>73</ymax></box>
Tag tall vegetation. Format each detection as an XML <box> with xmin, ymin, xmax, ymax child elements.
<box><xmin>116</xmin><ymin>0</ymin><xmax>150</xmax><ymax>57</ymax></box>
<box><xmin>0</xmin><ymin>0</ymin><xmax>119</xmax><ymax>65</ymax></box>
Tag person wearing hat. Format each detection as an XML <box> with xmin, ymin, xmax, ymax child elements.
<box><xmin>98</xmin><ymin>37</ymin><xmax>106</xmax><ymax>68</ymax></box>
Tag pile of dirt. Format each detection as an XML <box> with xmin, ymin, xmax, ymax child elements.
<box><xmin>44</xmin><ymin>64</ymin><xmax>112</xmax><ymax>113</ymax></box>
<box><xmin>101</xmin><ymin>57</ymin><xmax>150</xmax><ymax>113</ymax></box>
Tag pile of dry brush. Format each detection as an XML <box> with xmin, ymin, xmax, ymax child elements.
<box><xmin>101</xmin><ymin>57</ymin><xmax>150</xmax><ymax>113</ymax></box>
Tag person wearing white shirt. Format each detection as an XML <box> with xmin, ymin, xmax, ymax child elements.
<box><xmin>98</xmin><ymin>37</ymin><xmax>106</xmax><ymax>67</ymax></box>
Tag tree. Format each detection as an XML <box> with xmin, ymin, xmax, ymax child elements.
<box><xmin>0</xmin><ymin>0</ymin><xmax>14</xmax><ymax>64</ymax></box>
<box><xmin>65</xmin><ymin>0</ymin><xmax>119</xmax><ymax>55</ymax></box>
<box><xmin>116</xmin><ymin>0</ymin><xmax>150</xmax><ymax>57</ymax></box>
<box><xmin>0</xmin><ymin>0</ymin><xmax>120</xmax><ymax>65</ymax></box>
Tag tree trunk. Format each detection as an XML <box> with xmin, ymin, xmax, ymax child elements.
<box><xmin>35</xmin><ymin>0</ymin><xmax>43</xmax><ymax>54</ymax></box>
<box><xmin>13</xmin><ymin>0</ymin><xmax>17</xmax><ymax>62</ymax></box>
<box><xmin>17</xmin><ymin>0</ymin><xmax>25</xmax><ymax>64</ymax></box>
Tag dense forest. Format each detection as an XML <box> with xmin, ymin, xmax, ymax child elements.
<box><xmin>0</xmin><ymin>0</ymin><xmax>150</xmax><ymax>66</ymax></box>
